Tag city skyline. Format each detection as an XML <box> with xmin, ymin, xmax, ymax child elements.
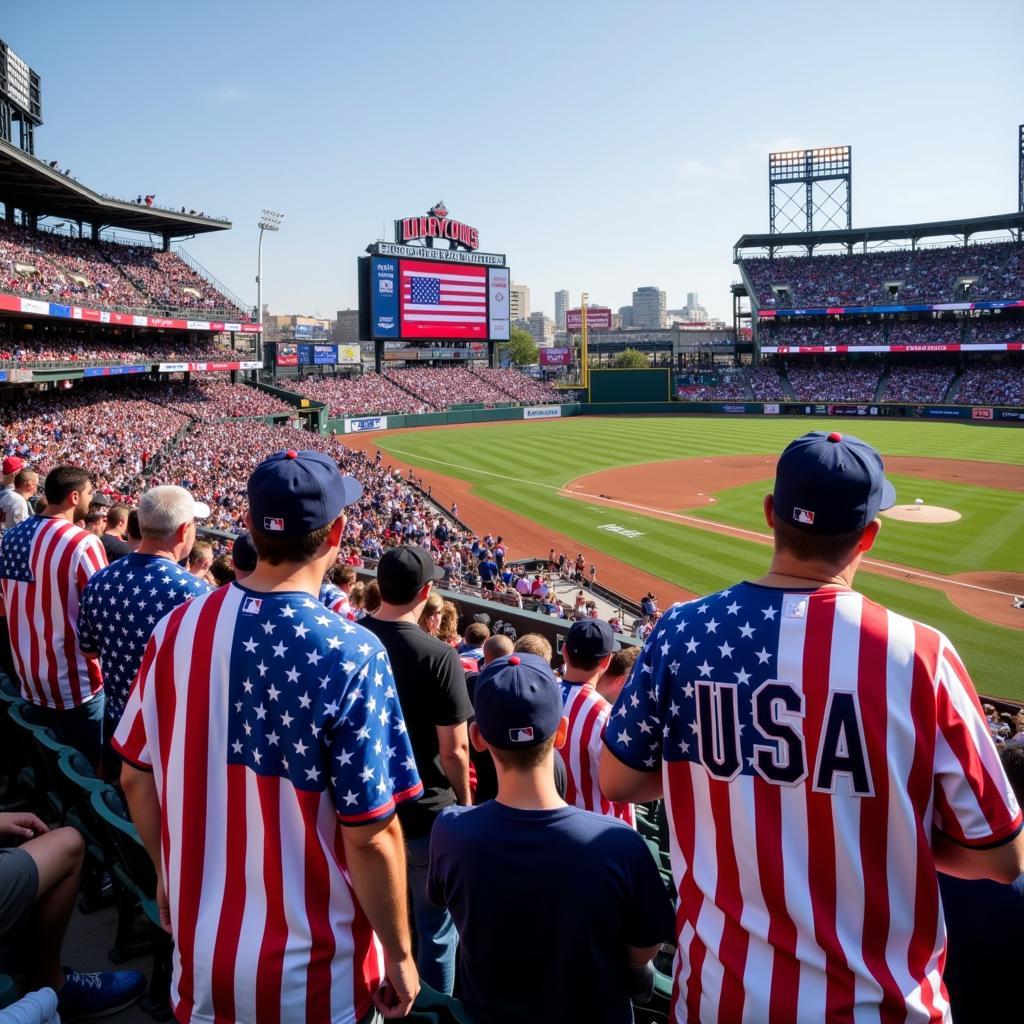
<box><xmin>2</xmin><ymin>1</ymin><xmax>1022</xmax><ymax>323</ymax></box>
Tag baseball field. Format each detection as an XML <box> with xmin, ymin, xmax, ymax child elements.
<box><xmin>346</xmin><ymin>416</ymin><xmax>1024</xmax><ymax>700</ymax></box>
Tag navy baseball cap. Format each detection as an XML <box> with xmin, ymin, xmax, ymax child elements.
<box><xmin>474</xmin><ymin>653</ymin><xmax>564</xmax><ymax>749</ymax></box>
<box><xmin>376</xmin><ymin>545</ymin><xmax>444</xmax><ymax>603</ymax></box>
<box><xmin>564</xmin><ymin>619</ymin><xmax>621</xmax><ymax>660</ymax></box>
<box><xmin>247</xmin><ymin>450</ymin><xmax>362</xmax><ymax>539</ymax></box>
<box><xmin>773</xmin><ymin>431</ymin><xmax>896</xmax><ymax>534</ymax></box>
<box><xmin>231</xmin><ymin>531</ymin><xmax>258</xmax><ymax>573</ymax></box>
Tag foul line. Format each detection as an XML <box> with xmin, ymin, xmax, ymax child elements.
<box><xmin>383</xmin><ymin>447</ymin><xmax>1020</xmax><ymax>600</ymax></box>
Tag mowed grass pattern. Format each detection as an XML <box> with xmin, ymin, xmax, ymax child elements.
<box><xmin>378</xmin><ymin>416</ymin><xmax>1024</xmax><ymax>698</ymax></box>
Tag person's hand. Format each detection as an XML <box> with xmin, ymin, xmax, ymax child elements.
<box><xmin>156</xmin><ymin>872</ymin><xmax>172</xmax><ymax>933</ymax></box>
<box><xmin>372</xmin><ymin>950</ymin><xmax>418</xmax><ymax>1019</ymax></box>
<box><xmin>0</xmin><ymin>812</ymin><xmax>48</xmax><ymax>840</ymax></box>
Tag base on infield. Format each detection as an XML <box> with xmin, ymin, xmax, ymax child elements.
<box><xmin>881</xmin><ymin>504</ymin><xmax>962</xmax><ymax>523</ymax></box>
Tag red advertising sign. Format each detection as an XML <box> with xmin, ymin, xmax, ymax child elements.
<box><xmin>395</xmin><ymin>202</ymin><xmax>480</xmax><ymax>251</ymax></box>
<box><xmin>539</xmin><ymin>347</ymin><xmax>573</xmax><ymax>366</ymax></box>
<box><xmin>566</xmin><ymin>307</ymin><xmax>612</xmax><ymax>331</ymax></box>
<box><xmin>276</xmin><ymin>344</ymin><xmax>299</xmax><ymax>367</ymax></box>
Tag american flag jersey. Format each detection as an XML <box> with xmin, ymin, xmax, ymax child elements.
<box><xmin>113</xmin><ymin>584</ymin><xmax>423</xmax><ymax>1024</ymax></box>
<box><xmin>0</xmin><ymin>515</ymin><xmax>107</xmax><ymax>708</ymax></box>
<box><xmin>319</xmin><ymin>580</ymin><xmax>352</xmax><ymax>619</ymax></box>
<box><xmin>559</xmin><ymin>681</ymin><xmax>635</xmax><ymax>827</ymax></box>
<box><xmin>605</xmin><ymin>583</ymin><xmax>1022</xmax><ymax>1024</ymax></box>
<box><xmin>78</xmin><ymin>553</ymin><xmax>212</xmax><ymax>724</ymax></box>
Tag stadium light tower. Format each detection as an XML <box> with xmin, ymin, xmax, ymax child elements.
<box><xmin>256</xmin><ymin>209</ymin><xmax>283</xmax><ymax>364</ymax></box>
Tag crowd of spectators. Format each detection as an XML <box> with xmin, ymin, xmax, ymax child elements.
<box><xmin>0</xmin><ymin>334</ymin><xmax>254</xmax><ymax>366</ymax></box>
<box><xmin>743</xmin><ymin>240</ymin><xmax>1024</xmax><ymax>307</ymax></box>
<box><xmin>676</xmin><ymin>372</ymin><xmax>749</xmax><ymax>400</ymax></box>
<box><xmin>882</xmin><ymin>364</ymin><xmax>955</xmax><ymax>403</ymax></box>
<box><xmin>0</xmin><ymin>222</ymin><xmax>246</xmax><ymax>317</ymax></box>
<box><xmin>887</xmin><ymin>319</ymin><xmax>962</xmax><ymax>346</ymax></box>
<box><xmin>957</xmin><ymin>362</ymin><xmax>1024</xmax><ymax>406</ymax></box>
<box><xmin>747</xmin><ymin>364</ymin><xmax>789</xmax><ymax>399</ymax></box>
<box><xmin>968</xmin><ymin>317</ymin><xmax>1024</xmax><ymax>345</ymax></box>
<box><xmin>152</xmin><ymin>379</ymin><xmax>292</xmax><ymax>419</ymax></box>
<box><xmin>764</xmin><ymin>321</ymin><xmax>883</xmax><ymax>348</ymax></box>
<box><xmin>283</xmin><ymin>366</ymin><xmax>569</xmax><ymax>417</ymax></box>
<box><xmin>786</xmin><ymin>360</ymin><xmax>882</xmax><ymax>402</ymax></box>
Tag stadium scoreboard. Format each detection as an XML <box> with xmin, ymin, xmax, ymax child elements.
<box><xmin>358</xmin><ymin>203</ymin><xmax>509</xmax><ymax>344</ymax></box>
<box><xmin>0</xmin><ymin>39</ymin><xmax>41</xmax><ymax>124</ymax></box>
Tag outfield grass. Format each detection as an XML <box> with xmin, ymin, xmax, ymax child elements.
<box><xmin>376</xmin><ymin>416</ymin><xmax>1024</xmax><ymax>698</ymax></box>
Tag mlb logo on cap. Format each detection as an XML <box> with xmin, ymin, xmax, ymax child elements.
<box><xmin>793</xmin><ymin>507</ymin><xmax>815</xmax><ymax>525</ymax></box>
<box><xmin>509</xmin><ymin>727</ymin><xmax>535</xmax><ymax>744</ymax></box>
<box><xmin>263</xmin><ymin>517</ymin><xmax>285</xmax><ymax>532</ymax></box>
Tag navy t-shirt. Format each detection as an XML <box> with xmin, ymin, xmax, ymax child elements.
<box><xmin>428</xmin><ymin>801</ymin><xmax>674</xmax><ymax>1024</ymax></box>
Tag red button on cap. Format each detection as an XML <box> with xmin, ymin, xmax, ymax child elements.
<box><xmin>285</xmin><ymin>449</ymin><xmax>298</xmax><ymax>458</ymax></box>
<box><xmin>827</xmin><ymin>432</ymin><xmax>842</xmax><ymax>442</ymax></box>
<box><xmin>508</xmin><ymin>655</ymin><xmax>521</xmax><ymax>665</ymax></box>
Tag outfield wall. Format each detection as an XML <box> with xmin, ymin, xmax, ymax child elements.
<box><xmin>327</xmin><ymin>403</ymin><xmax>583</xmax><ymax>434</ymax></box>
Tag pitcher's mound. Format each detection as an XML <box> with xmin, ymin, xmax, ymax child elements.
<box><xmin>881</xmin><ymin>504</ymin><xmax>961</xmax><ymax>523</ymax></box>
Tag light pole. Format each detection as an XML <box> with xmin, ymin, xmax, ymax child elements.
<box><xmin>256</xmin><ymin>209</ymin><xmax>283</xmax><ymax>368</ymax></box>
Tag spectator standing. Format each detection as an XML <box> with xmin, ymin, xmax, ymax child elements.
<box><xmin>558</xmin><ymin>620</ymin><xmax>635</xmax><ymax>827</ymax></box>
<box><xmin>187</xmin><ymin>541</ymin><xmax>213</xmax><ymax>580</ymax></box>
<box><xmin>0</xmin><ymin>466</ymin><xmax>107</xmax><ymax>764</ymax></box>
<box><xmin>78</xmin><ymin>486</ymin><xmax>212</xmax><ymax>773</ymax></box>
<box><xmin>0</xmin><ymin>468</ymin><xmax>38</xmax><ymax>533</ymax></box>
<box><xmin>428</xmin><ymin>653</ymin><xmax>675</xmax><ymax>1024</ymax></box>
<box><xmin>457</xmin><ymin>621</ymin><xmax>489</xmax><ymax>665</ymax></box>
<box><xmin>99</xmin><ymin>504</ymin><xmax>133</xmax><ymax>561</ymax></box>
<box><xmin>117</xmin><ymin>450</ymin><xmax>423</xmax><ymax>1023</ymax></box>
<box><xmin>361</xmin><ymin>545</ymin><xmax>473</xmax><ymax>996</ymax></box>
<box><xmin>600</xmin><ymin>431</ymin><xmax>1024</xmax><ymax>1022</ymax></box>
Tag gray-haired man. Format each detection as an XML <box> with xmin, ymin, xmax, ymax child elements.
<box><xmin>78</xmin><ymin>485</ymin><xmax>212</xmax><ymax>772</ymax></box>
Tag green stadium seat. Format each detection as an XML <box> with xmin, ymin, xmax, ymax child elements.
<box><xmin>55</xmin><ymin>748</ymin><xmax>110</xmax><ymax>912</ymax></box>
<box><xmin>88</xmin><ymin>787</ymin><xmax>172</xmax><ymax>1020</ymax></box>
<box><xmin>6</xmin><ymin>702</ymin><xmax>53</xmax><ymax>809</ymax></box>
<box><xmin>0</xmin><ymin>972</ymin><xmax>17</xmax><ymax>1010</ymax></box>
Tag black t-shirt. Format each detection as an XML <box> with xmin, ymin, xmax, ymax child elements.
<box><xmin>428</xmin><ymin>802</ymin><xmax>675</xmax><ymax>1024</ymax></box>
<box><xmin>361</xmin><ymin>617</ymin><xmax>472</xmax><ymax>838</ymax></box>
<box><xmin>101</xmin><ymin>533</ymin><xmax>133</xmax><ymax>561</ymax></box>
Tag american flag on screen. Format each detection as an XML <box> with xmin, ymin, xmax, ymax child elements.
<box><xmin>401</xmin><ymin>261</ymin><xmax>487</xmax><ymax>338</ymax></box>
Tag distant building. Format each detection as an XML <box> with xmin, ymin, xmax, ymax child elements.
<box><xmin>618</xmin><ymin>305</ymin><xmax>633</xmax><ymax>329</ymax></box>
<box><xmin>525</xmin><ymin>311</ymin><xmax>555</xmax><ymax>348</ymax></box>
<box><xmin>263</xmin><ymin>313</ymin><xmax>334</xmax><ymax>344</ymax></box>
<box><xmin>554</xmin><ymin>289</ymin><xmax>569</xmax><ymax>330</ymax></box>
<box><xmin>510</xmin><ymin>282</ymin><xmax>530</xmax><ymax>321</ymax></box>
<box><xmin>631</xmin><ymin>287</ymin><xmax>666</xmax><ymax>329</ymax></box>
<box><xmin>334</xmin><ymin>308</ymin><xmax>360</xmax><ymax>343</ymax></box>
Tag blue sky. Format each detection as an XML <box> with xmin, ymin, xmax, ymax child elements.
<box><xmin>5</xmin><ymin>1</ymin><xmax>1023</xmax><ymax>321</ymax></box>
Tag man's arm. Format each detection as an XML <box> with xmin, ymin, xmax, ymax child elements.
<box><xmin>934</xmin><ymin>827</ymin><xmax>1024</xmax><ymax>884</ymax></box>
<box><xmin>436</xmin><ymin>722</ymin><xmax>471</xmax><ymax>806</ymax></box>
<box><xmin>120</xmin><ymin>762</ymin><xmax>170</xmax><ymax>931</ymax></box>
<box><xmin>342</xmin><ymin>814</ymin><xmax>419</xmax><ymax>1018</ymax></box>
<box><xmin>599</xmin><ymin>745</ymin><xmax>664</xmax><ymax>805</ymax></box>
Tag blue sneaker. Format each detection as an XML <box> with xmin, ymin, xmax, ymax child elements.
<box><xmin>58</xmin><ymin>967</ymin><xmax>146</xmax><ymax>1020</ymax></box>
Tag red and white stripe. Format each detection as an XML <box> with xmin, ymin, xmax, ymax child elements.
<box><xmin>560</xmin><ymin>683</ymin><xmax>635</xmax><ymax>827</ymax></box>
<box><xmin>114</xmin><ymin>586</ymin><xmax>381</xmax><ymax>1024</ymax></box>
<box><xmin>664</xmin><ymin>591</ymin><xmax>1018</xmax><ymax>1023</ymax></box>
<box><xmin>1</xmin><ymin>518</ymin><xmax>105</xmax><ymax>708</ymax></box>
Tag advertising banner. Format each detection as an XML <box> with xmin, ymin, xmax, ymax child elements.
<box><xmin>566</xmin><ymin>307</ymin><xmax>612</xmax><ymax>331</ymax></box>
<box><xmin>487</xmin><ymin>267</ymin><xmax>510</xmax><ymax>341</ymax></box>
<box><xmin>158</xmin><ymin>362</ymin><xmax>189</xmax><ymax>372</ymax></box>
<box><xmin>523</xmin><ymin>405</ymin><xmax>562</xmax><ymax>420</ymax></box>
<box><xmin>971</xmin><ymin>407</ymin><xmax>994</xmax><ymax>420</ymax></box>
<box><xmin>82</xmin><ymin>365</ymin><xmax>148</xmax><ymax>377</ymax></box>
<box><xmin>345</xmin><ymin>416</ymin><xmax>387</xmax><ymax>433</ymax></box>
<box><xmin>764</xmin><ymin>403</ymin><xmax>781</xmax><ymax>414</ymax></box>
<box><xmin>371</xmin><ymin>257</ymin><xmax>400</xmax><ymax>338</ymax></box>
<box><xmin>337</xmin><ymin>344</ymin><xmax>361</xmax><ymax>364</ymax></box>
<box><xmin>294</xmin><ymin>323</ymin><xmax>328</xmax><ymax>340</ymax></box>
<box><xmin>539</xmin><ymin>348</ymin><xmax>572</xmax><ymax>366</ymax></box>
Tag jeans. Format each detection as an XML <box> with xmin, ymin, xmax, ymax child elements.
<box><xmin>35</xmin><ymin>692</ymin><xmax>105</xmax><ymax>768</ymax></box>
<box><xmin>405</xmin><ymin>831</ymin><xmax>457</xmax><ymax>996</ymax></box>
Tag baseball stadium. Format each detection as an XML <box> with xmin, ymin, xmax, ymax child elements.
<box><xmin>1</xmin><ymin>12</ymin><xmax>1024</xmax><ymax>1024</ymax></box>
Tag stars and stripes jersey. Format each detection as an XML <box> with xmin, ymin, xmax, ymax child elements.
<box><xmin>558</xmin><ymin>681</ymin><xmax>635</xmax><ymax>827</ymax></box>
<box><xmin>0</xmin><ymin>515</ymin><xmax>107</xmax><ymax>708</ymax></box>
<box><xmin>78</xmin><ymin>553</ymin><xmax>212</xmax><ymax>724</ymax></box>
<box><xmin>604</xmin><ymin>582</ymin><xmax>1022</xmax><ymax>1024</ymax></box>
<box><xmin>112</xmin><ymin>584</ymin><xmax>423</xmax><ymax>1024</ymax></box>
<box><xmin>319</xmin><ymin>580</ymin><xmax>353</xmax><ymax>619</ymax></box>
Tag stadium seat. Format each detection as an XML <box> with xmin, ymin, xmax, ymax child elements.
<box><xmin>55</xmin><ymin>748</ymin><xmax>110</xmax><ymax>913</ymax></box>
<box><xmin>88</xmin><ymin>788</ymin><xmax>171</xmax><ymax>1020</ymax></box>
<box><xmin>0</xmin><ymin>973</ymin><xmax>17</xmax><ymax>1010</ymax></box>
<box><xmin>0</xmin><ymin>684</ymin><xmax>25</xmax><ymax>806</ymax></box>
<box><xmin>5</xmin><ymin>703</ymin><xmax>54</xmax><ymax>810</ymax></box>
<box><xmin>410</xmin><ymin>983</ymin><xmax>478</xmax><ymax>1023</ymax></box>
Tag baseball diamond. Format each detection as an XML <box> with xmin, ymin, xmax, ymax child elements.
<box><xmin>347</xmin><ymin>415</ymin><xmax>1024</xmax><ymax>700</ymax></box>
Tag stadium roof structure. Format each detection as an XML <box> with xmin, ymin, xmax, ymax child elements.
<box><xmin>0</xmin><ymin>136</ymin><xmax>230</xmax><ymax>239</ymax></box>
<box><xmin>734</xmin><ymin>210</ymin><xmax>1024</xmax><ymax>257</ymax></box>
